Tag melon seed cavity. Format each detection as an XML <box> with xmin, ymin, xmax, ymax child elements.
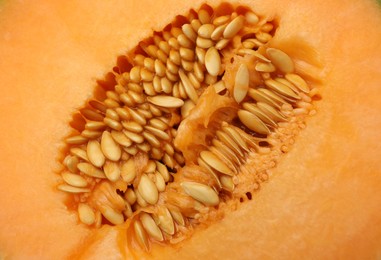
<box><xmin>58</xmin><ymin>3</ymin><xmax>321</xmax><ymax>252</ymax></box>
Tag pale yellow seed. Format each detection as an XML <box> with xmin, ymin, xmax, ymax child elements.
<box><xmin>134</xmin><ymin>220</ymin><xmax>149</xmax><ymax>251</ymax></box>
<box><xmin>123</xmin><ymin>201</ymin><xmax>133</xmax><ymax>218</ymax></box>
<box><xmin>195</xmin><ymin>47</ymin><xmax>206</xmax><ymax>64</ymax></box>
<box><xmin>257</xmin><ymin>102</ymin><xmax>287</xmax><ymax>122</ymax></box>
<box><xmin>196</xmin><ymin>37</ymin><xmax>214</xmax><ymax>49</ymax></box>
<box><xmin>78</xmin><ymin>203</ymin><xmax>95</xmax><ymax>225</ymax></box>
<box><xmin>124</xmin><ymin>188</ymin><xmax>137</xmax><ymax>205</ymax></box>
<box><xmin>191</xmin><ymin>19</ymin><xmax>202</xmax><ymax>32</ymax></box>
<box><xmin>57</xmin><ymin>184</ymin><xmax>90</xmax><ymax>193</ymax></box>
<box><xmin>198</xmin><ymin>24</ymin><xmax>215</xmax><ymax>38</ymax></box>
<box><xmin>242</xmin><ymin>103</ymin><xmax>277</xmax><ymax>127</ymax></box>
<box><xmin>156</xmin><ymin>207</ymin><xmax>175</xmax><ymax>235</ymax></box>
<box><xmin>213</xmin><ymin>15</ymin><xmax>230</xmax><ymax>26</ymax></box>
<box><xmin>169</xmin><ymin>207</ymin><xmax>185</xmax><ymax>226</ymax></box>
<box><xmin>222</xmin><ymin>124</ymin><xmax>250</xmax><ymax>152</ymax></box>
<box><xmin>198</xmin><ymin>9</ymin><xmax>211</xmax><ymax>24</ymax></box>
<box><xmin>181</xmin><ymin>59</ymin><xmax>194</xmax><ymax>72</ymax></box>
<box><xmin>104</xmin><ymin>117</ymin><xmax>123</xmax><ymax>131</ymax></box>
<box><xmin>178</xmin><ymin>34</ymin><xmax>193</xmax><ymax>48</ymax></box>
<box><xmin>147</xmin><ymin>95</ymin><xmax>184</xmax><ymax>108</ymax></box>
<box><xmin>156</xmin><ymin>161</ymin><xmax>170</xmax><ymax>182</ymax></box>
<box><xmin>127</xmin><ymin>108</ymin><xmax>147</xmax><ymax>125</ymax></box>
<box><xmin>105</xmin><ymin>109</ymin><xmax>120</xmax><ymax>121</ymax></box>
<box><xmin>144</xmin><ymin>125</ymin><xmax>170</xmax><ymax>141</ymax></box>
<box><xmin>142</xmin><ymin>131</ymin><xmax>161</xmax><ymax>148</ymax></box>
<box><xmin>181</xmin><ymin>99</ymin><xmax>196</xmax><ymax>118</ymax></box>
<box><xmin>255</xmin><ymin>31</ymin><xmax>272</xmax><ymax>43</ymax></box>
<box><xmin>100</xmin><ymin>205</ymin><xmax>124</xmax><ymax>225</ymax></box>
<box><xmin>285</xmin><ymin>73</ymin><xmax>310</xmax><ymax>93</ymax></box>
<box><xmin>182</xmin><ymin>23</ymin><xmax>197</xmax><ymax>42</ymax></box>
<box><xmin>233</xmin><ymin>63</ymin><xmax>249</xmax><ymax>103</ymax></box>
<box><xmin>115</xmin><ymin>107</ymin><xmax>130</xmax><ymax>120</ymax></box>
<box><xmin>64</xmin><ymin>155</ymin><xmax>79</xmax><ymax>173</ymax></box>
<box><xmin>149</xmin><ymin>118</ymin><xmax>167</xmax><ymax>131</ymax></box>
<box><xmin>138</xmin><ymin>174</ymin><xmax>159</xmax><ymax>205</ymax></box>
<box><xmin>197</xmin><ymin>157</ymin><xmax>223</xmax><ymax>189</ymax></box>
<box><xmin>103</xmin><ymin>161</ymin><xmax>121</xmax><ymax>182</ymax></box>
<box><xmin>154</xmin><ymin>59</ymin><xmax>166</xmax><ymax>77</ymax></box>
<box><xmin>70</xmin><ymin>147</ymin><xmax>89</xmax><ymax>161</ymax></box>
<box><xmin>264</xmin><ymin>79</ymin><xmax>300</xmax><ymax>100</ymax></box>
<box><xmin>238</xmin><ymin>109</ymin><xmax>270</xmax><ymax>135</ymax></box>
<box><xmin>200</xmin><ymin>150</ymin><xmax>234</xmax><ymax>176</ymax></box>
<box><xmin>104</xmin><ymin>98</ymin><xmax>120</xmax><ymax>108</ymax></box>
<box><xmin>205</xmin><ymin>47</ymin><xmax>221</xmax><ymax>77</ymax></box>
<box><xmin>121</xmin><ymin>158</ymin><xmax>136</xmax><ymax>183</ymax></box>
<box><xmin>178</xmin><ymin>69</ymin><xmax>198</xmax><ymax>104</ymax></box>
<box><xmin>62</xmin><ymin>172</ymin><xmax>88</xmax><ymax>188</ymax></box>
<box><xmin>213</xmin><ymin>80</ymin><xmax>226</xmax><ymax>94</ymax></box>
<box><xmin>110</xmin><ymin>130</ymin><xmax>132</xmax><ymax>147</ymax></box>
<box><xmin>255</xmin><ymin>62</ymin><xmax>276</xmax><ymax>72</ymax></box>
<box><xmin>101</xmin><ymin>131</ymin><xmax>122</xmax><ymax>161</ymax></box>
<box><xmin>81</xmin><ymin>130</ymin><xmax>102</xmax><ymax>139</ymax></box>
<box><xmin>179</xmin><ymin>47</ymin><xmax>195</xmax><ymax>61</ymax></box>
<box><xmin>122</xmin><ymin>121</ymin><xmax>143</xmax><ymax>133</ymax></box>
<box><xmin>220</xmin><ymin>175</ymin><xmax>235</xmax><ymax>192</ymax></box>
<box><xmin>140</xmin><ymin>213</ymin><xmax>164</xmax><ymax>241</ymax></box>
<box><xmin>87</xmin><ymin>140</ymin><xmax>105</xmax><ymax>168</ymax></box>
<box><xmin>154</xmin><ymin>171</ymin><xmax>166</xmax><ymax>192</ymax></box>
<box><xmin>161</xmin><ymin>77</ymin><xmax>173</xmax><ymax>94</ymax></box>
<box><xmin>245</xmin><ymin>11</ymin><xmax>259</xmax><ymax>24</ymax></box>
<box><xmin>77</xmin><ymin>162</ymin><xmax>106</xmax><ymax>178</ymax></box>
<box><xmin>266</xmin><ymin>48</ymin><xmax>294</xmax><ymax>73</ymax></box>
<box><xmin>85</xmin><ymin>121</ymin><xmax>106</xmax><ymax>131</ymax></box>
<box><xmin>215</xmin><ymin>38</ymin><xmax>230</xmax><ymax>50</ymax></box>
<box><xmin>181</xmin><ymin>181</ymin><xmax>219</xmax><ymax>206</ymax></box>
<box><xmin>80</xmin><ymin>108</ymin><xmax>104</xmax><ymax>122</ymax></box>
<box><xmin>211</xmin><ymin>24</ymin><xmax>227</xmax><ymax>41</ymax></box>
<box><xmin>217</xmin><ymin>130</ymin><xmax>245</xmax><ymax>158</ymax></box>
<box><xmin>223</xmin><ymin>15</ymin><xmax>245</xmax><ymax>38</ymax></box>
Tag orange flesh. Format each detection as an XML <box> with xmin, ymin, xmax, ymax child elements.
<box><xmin>0</xmin><ymin>0</ymin><xmax>381</xmax><ymax>259</ymax></box>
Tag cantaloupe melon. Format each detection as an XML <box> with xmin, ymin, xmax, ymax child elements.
<box><xmin>0</xmin><ymin>0</ymin><xmax>381</xmax><ymax>259</ymax></box>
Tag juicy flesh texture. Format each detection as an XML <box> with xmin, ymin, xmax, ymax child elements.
<box><xmin>0</xmin><ymin>0</ymin><xmax>381</xmax><ymax>259</ymax></box>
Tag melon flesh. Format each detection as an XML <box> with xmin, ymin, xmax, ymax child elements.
<box><xmin>0</xmin><ymin>0</ymin><xmax>381</xmax><ymax>259</ymax></box>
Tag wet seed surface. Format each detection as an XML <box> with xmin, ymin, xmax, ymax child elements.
<box><xmin>58</xmin><ymin>3</ymin><xmax>321</xmax><ymax>251</ymax></box>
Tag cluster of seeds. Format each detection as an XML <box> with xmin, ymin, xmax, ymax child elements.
<box><xmin>57</xmin><ymin>4</ymin><xmax>320</xmax><ymax>251</ymax></box>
